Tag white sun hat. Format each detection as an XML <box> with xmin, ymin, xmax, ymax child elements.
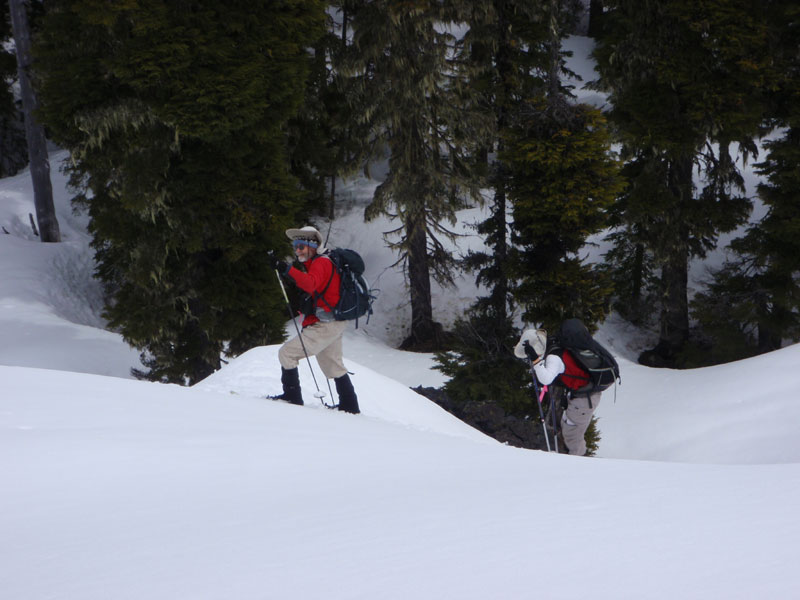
<box><xmin>285</xmin><ymin>225</ymin><xmax>323</xmax><ymax>246</ymax></box>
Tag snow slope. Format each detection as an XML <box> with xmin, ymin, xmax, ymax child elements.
<box><xmin>0</xmin><ymin>153</ymin><xmax>142</xmax><ymax>378</ymax></box>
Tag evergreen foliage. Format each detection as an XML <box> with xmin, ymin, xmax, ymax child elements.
<box><xmin>287</xmin><ymin>2</ymin><xmax>368</xmax><ymax>220</ymax></box>
<box><xmin>593</xmin><ymin>0</ymin><xmax>771</xmax><ymax>366</ymax></box>
<box><xmin>504</xmin><ymin>0</ymin><xmax>621</xmax><ymax>335</ymax></box>
<box><xmin>691</xmin><ymin>128</ymin><xmax>800</xmax><ymax>362</ymax></box>
<box><xmin>506</xmin><ymin>101</ymin><xmax>622</xmax><ymax>333</ymax></box>
<box><xmin>437</xmin><ymin>1</ymin><xmax>618</xmax><ymax>428</ymax></box>
<box><xmin>342</xmin><ymin>0</ymin><xmax>489</xmax><ymax>351</ymax></box>
<box><xmin>35</xmin><ymin>0</ymin><xmax>326</xmax><ymax>383</ymax></box>
<box><xmin>435</xmin><ymin>312</ymin><xmax>532</xmax><ymax>416</ymax></box>
<box><xmin>460</xmin><ymin>1</ymin><xmax>548</xmax><ymax>323</ymax></box>
<box><xmin>692</xmin><ymin>2</ymin><xmax>800</xmax><ymax>359</ymax></box>
<box><xmin>600</xmin><ymin>156</ymin><xmax>662</xmax><ymax>325</ymax></box>
<box><xmin>436</xmin><ymin>2</ymin><xmax>618</xmax><ymax>440</ymax></box>
<box><xmin>432</xmin><ymin>1</ymin><xmax>548</xmax><ymax>417</ymax></box>
<box><xmin>584</xmin><ymin>416</ymin><xmax>600</xmax><ymax>456</ymax></box>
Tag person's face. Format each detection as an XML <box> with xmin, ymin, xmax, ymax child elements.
<box><xmin>293</xmin><ymin>241</ymin><xmax>317</xmax><ymax>263</ymax></box>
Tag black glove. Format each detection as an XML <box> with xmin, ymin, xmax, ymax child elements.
<box><xmin>523</xmin><ymin>340</ymin><xmax>539</xmax><ymax>361</ymax></box>
<box><xmin>272</xmin><ymin>258</ymin><xmax>290</xmax><ymax>276</ymax></box>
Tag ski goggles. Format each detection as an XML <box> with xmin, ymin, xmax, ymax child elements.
<box><xmin>292</xmin><ymin>239</ymin><xmax>319</xmax><ymax>250</ymax></box>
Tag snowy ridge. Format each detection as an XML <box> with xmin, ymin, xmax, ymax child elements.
<box><xmin>195</xmin><ymin>345</ymin><xmax>492</xmax><ymax>444</ymax></box>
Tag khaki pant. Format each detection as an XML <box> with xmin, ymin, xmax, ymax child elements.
<box><xmin>278</xmin><ymin>320</ymin><xmax>348</xmax><ymax>379</ymax></box>
<box><xmin>561</xmin><ymin>391</ymin><xmax>601</xmax><ymax>456</ymax></box>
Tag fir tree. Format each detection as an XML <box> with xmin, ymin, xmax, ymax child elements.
<box><xmin>692</xmin><ymin>2</ymin><xmax>800</xmax><ymax>358</ymax></box>
<box><xmin>593</xmin><ymin>0</ymin><xmax>771</xmax><ymax>366</ymax></box>
<box><xmin>460</xmin><ymin>0</ymin><xmax>548</xmax><ymax>324</ymax></box>
<box><xmin>599</xmin><ymin>154</ymin><xmax>661</xmax><ymax>325</ymax></box>
<box><xmin>288</xmin><ymin>3</ymin><xmax>367</xmax><ymax>221</ymax></box>
<box><xmin>506</xmin><ymin>101</ymin><xmax>621</xmax><ymax>333</ymax></box>
<box><xmin>434</xmin><ymin>0</ymin><xmax>548</xmax><ymax>419</ymax></box>
<box><xmin>507</xmin><ymin>0</ymin><xmax>622</xmax><ymax>334</ymax></box>
<box><xmin>35</xmin><ymin>0</ymin><xmax>326</xmax><ymax>383</ymax></box>
<box><xmin>343</xmin><ymin>0</ymin><xmax>489</xmax><ymax>351</ymax></box>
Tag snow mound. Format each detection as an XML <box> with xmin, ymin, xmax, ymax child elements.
<box><xmin>195</xmin><ymin>344</ymin><xmax>493</xmax><ymax>444</ymax></box>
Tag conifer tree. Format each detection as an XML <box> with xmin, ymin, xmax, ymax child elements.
<box><xmin>434</xmin><ymin>0</ymin><xmax>549</xmax><ymax>415</ymax></box>
<box><xmin>691</xmin><ymin>2</ymin><xmax>800</xmax><ymax>359</ymax></box>
<box><xmin>600</xmin><ymin>155</ymin><xmax>661</xmax><ymax>325</ymax></box>
<box><xmin>343</xmin><ymin>0</ymin><xmax>488</xmax><ymax>351</ymax></box>
<box><xmin>506</xmin><ymin>0</ymin><xmax>622</xmax><ymax>334</ymax></box>
<box><xmin>288</xmin><ymin>3</ymin><xmax>367</xmax><ymax>220</ymax></box>
<box><xmin>35</xmin><ymin>0</ymin><xmax>326</xmax><ymax>383</ymax></box>
<box><xmin>440</xmin><ymin>0</ymin><xmax>619</xmax><ymax>419</ymax></box>
<box><xmin>593</xmin><ymin>0</ymin><xmax>771</xmax><ymax>366</ymax></box>
<box><xmin>461</xmin><ymin>0</ymin><xmax>548</xmax><ymax>325</ymax></box>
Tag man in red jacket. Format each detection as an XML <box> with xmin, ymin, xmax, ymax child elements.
<box><xmin>271</xmin><ymin>225</ymin><xmax>360</xmax><ymax>414</ymax></box>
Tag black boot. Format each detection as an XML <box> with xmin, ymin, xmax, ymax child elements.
<box><xmin>268</xmin><ymin>367</ymin><xmax>304</xmax><ymax>405</ymax></box>
<box><xmin>334</xmin><ymin>373</ymin><xmax>360</xmax><ymax>414</ymax></box>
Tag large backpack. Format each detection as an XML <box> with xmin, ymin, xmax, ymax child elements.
<box><xmin>318</xmin><ymin>248</ymin><xmax>376</xmax><ymax>326</ymax></box>
<box><xmin>551</xmin><ymin>318</ymin><xmax>620</xmax><ymax>394</ymax></box>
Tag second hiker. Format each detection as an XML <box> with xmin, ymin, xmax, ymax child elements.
<box><xmin>514</xmin><ymin>320</ymin><xmax>615</xmax><ymax>456</ymax></box>
<box><xmin>270</xmin><ymin>225</ymin><xmax>360</xmax><ymax>414</ymax></box>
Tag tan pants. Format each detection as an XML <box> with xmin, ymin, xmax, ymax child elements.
<box><xmin>561</xmin><ymin>391</ymin><xmax>601</xmax><ymax>456</ymax></box>
<box><xmin>278</xmin><ymin>320</ymin><xmax>348</xmax><ymax>379</ymax></box>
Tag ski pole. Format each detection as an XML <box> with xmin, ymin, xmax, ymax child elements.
<box><xmin>275</xmin><ymin>269</ymin><xmax>326</xmax><ymax>402</ymax></box>
<box><xmin>529</xmin><ymin>359</ymin><xmax>552</xmax><ymax>452</ymax></box>
<box><xmin>548</xmin><ymin>387</ymin><xmax>560</xmax><ymax>453</ymax></box>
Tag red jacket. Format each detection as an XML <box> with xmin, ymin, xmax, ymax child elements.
<box><xmin>287</xmin><ymin>254</ymin><xmax>340</xmax><ymax>327</ymax></box>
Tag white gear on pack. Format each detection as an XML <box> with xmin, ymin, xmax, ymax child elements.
<box><xmin>514</xmin><ymin>328</ymin><xmax>547</xmax><ymax>359</ymax></box>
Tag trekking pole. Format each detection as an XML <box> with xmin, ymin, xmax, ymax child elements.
<box><xmin>549</xmin><ymin>387</ymin><xmax>560</xmax><ymax>453</ymax></box>
<box><xmin>529</xmin><ymin>360</ymin><xmax>552</xmax><ymax>452</ymax></box>
<box><xmin>324</xmin><ymin>378</ymin><xmax>337</xmax><ymax>409</ymax></box>
<box><xmin>275</xmin><ymin>270</ymin><xmax>327</xmax><ymax>402</ymax></box>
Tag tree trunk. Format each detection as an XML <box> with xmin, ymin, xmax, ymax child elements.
<box><xmin>631</xmin><ymin>242</ymin><xmax>644</xmax><ymax>303</ymax></box>
<box><xmin>401</xmin><ymin>213</ymin><xmax>440</xmax><ymax>351</ymax></box>
<box><xmin>186</xmin><ymin>298</ymin><xmax>221</xmax><ymax>385</ymax></box>
<box><xmin>547</xmin><ymin>0</ymin><xmax>561</xmax><ymax>102</ymax></box>
<box><xmin>492</xmin><ymin>180</ymin><xmax>509</xmax><ymax>321</ymax></box>
<box><xmin>658</xmin><ymin>248</ymin><xmax>689</xmax><ymax>354</ymax></box>
<box><xmin>8</xmin><ymin>0</ymin><xmax>60</xmax><ymax>242</ymax></box>
<box><xmin>492</xmin><ymin>1</ymin><xmax>511</xmax><ymax>323</ymax></box>
<box><xmin>641</xmin><ymin>155</ymin><xmax>692</xmax><ymax>366</ymax></box>
<box><xmin>588</xmin><ymin>0</ymin><xmax>604</xmax><ymax>38</ymax></box>
<box><xmin>328</xmin><ymin>174</ymin><xmax>336</xmax><ymax>221</ymax></box>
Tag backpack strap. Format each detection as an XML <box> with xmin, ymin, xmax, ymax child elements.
<box><xmin>312</xmin><ymin>254</ymin><xmax>337</xmax><ymax>313</ymax></box>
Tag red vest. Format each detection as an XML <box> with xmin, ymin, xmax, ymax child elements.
<box><xmin>559</xmin><ymin>350</ymin><xmax>590</xmax><ymax>390</ymax></box>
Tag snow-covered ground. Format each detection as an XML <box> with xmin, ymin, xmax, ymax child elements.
<box><xmin>3</xmin><ymin>37</ymin><xmax>800</xmax><ymax>600</ymax></box>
